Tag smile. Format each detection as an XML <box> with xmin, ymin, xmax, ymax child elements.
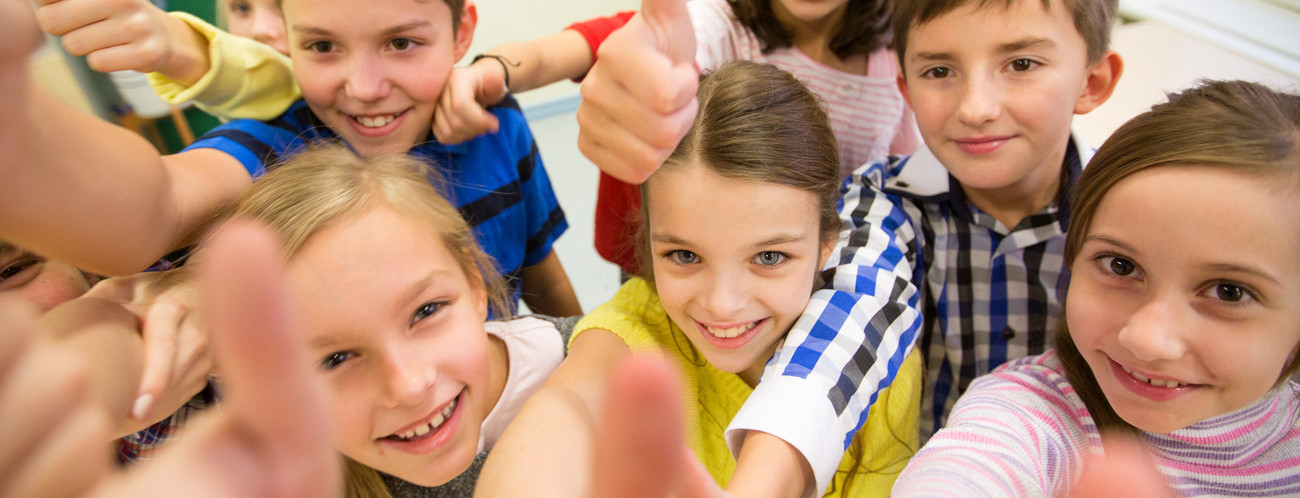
<box><xmin>350</xmin><ymin>110</ymin><xmax>405</xmax><ymax>129</ymax></box>
<box><xmin>1120</xmin><ymin>365</ymin><xmax>1189</xmax><ymax>389</ymax></box>
<box><xmin>386</xmin><ymin>396</ymin><xmax>458</xmax><ymax>442</ymax></box>
<box><xmin>705</xmin><ymin>321</ymin><xmax>758</xmax><ymax>339</ymax></box>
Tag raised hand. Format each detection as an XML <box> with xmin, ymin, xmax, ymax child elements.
<box><xmin>33</xmin><ymin>0</ymin><xmax>209</xmax><ymax>83</ymax></box>
<box><xmin>1071</xmin><ymin>435</ymin><xmax>1175</xmax><ymax>498</ymax></box>
<box><xmin>434</xmin><ymin>61</ymin><xmax>509</xmax><ymax>145</ymax></box>
<box><xmin>575</xmin><ymin>0</ymin><xmax>699</xmax><ymax>184</ymax></box>
<box><xmin>96</xmin><ymin>221</ymin><xmax>339</xmax><ymax>498</ymax></box>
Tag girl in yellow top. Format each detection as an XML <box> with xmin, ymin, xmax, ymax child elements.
<box><xmin>476</xmin><ymin>60</ymin><xmax>921</xmax><ymax>498</ymax></box>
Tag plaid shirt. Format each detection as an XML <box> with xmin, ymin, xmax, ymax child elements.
<box><xmin>117</xmin><ymin>383</ymin><xmax>218</xmax><ymax>464</ymax></box>
<box><xmin>728</xmin><ymin>136</ymin><xmax>1088</xmax><ymax>491</ymax></box>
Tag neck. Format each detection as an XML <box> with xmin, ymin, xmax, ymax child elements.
<box><xmin>773</xmin><ymin>4</ymin><xmax>867</xmax><ymax>74</ymax></box>
<box><xmin>964</xmin><ymin>143</ymin><xmax>1070</xmax><ymax>229</ymax></box>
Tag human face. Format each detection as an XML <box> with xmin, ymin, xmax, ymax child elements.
<box><xmin>898</xmin><ymin>0</ymin><xmax>1104</xmax><ymax>207</ymax></box>
<box><xmin>283</xmin><ymin>0</ymin><xmax>475</xmax><ymax>157</ymax></box>
<box><xmin>0</xmin><ymin>245</ymin><xmax>97</xmax><ymax>312</ymax></box>
<box><xmin>221</xmin><ymin>0</ymin><xmax>288</xmax><ymax>55</ymax></box>
<box><xmin>285</xmin><ymin>205</ymin><xmax>494</xmax><ymax>485</ymax></box>
<box><xmin>646</xmin><ymin>164</ymin><xmax>833</xmax><ymax>386</ymax></box>
<box><xmin>1067</xmin><ymin>166</ymin><xmax>1300</xmax><ymax>434</ymax></box>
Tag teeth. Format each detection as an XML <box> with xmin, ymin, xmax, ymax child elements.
<box><xmin>394</xmin><ymin>397</ymin><xmax>458</xmax><ymax>441</ymax></box>
<box><xmin>1121</xmin><ymin>366</ymin><xmax>1186</xmax><ymax>388</ymax></box>
<box><xmin>355</xmin><ymin>113</ymin><xmax>397</xmax><ymax>128</ymax></box>
<box><xmin>705</xmin><ymin>321</ymin><xmax>757</xmax><ymax>339</ymax></box>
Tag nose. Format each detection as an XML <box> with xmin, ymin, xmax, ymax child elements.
<box><xmin>956</xmin><ymin>73</ymin><xmax>1002</xmax><ymax>126</ymax></box>
<box><xmin>346</xmin><ymin>55</ymin><xmax>392</xmax><ymax>104</ymax></box>
<box><xmin>698</xmin><ymin>268</ymin><xmax>748</xmax><ymax>319</ymax></box>
<box><xmin>380</xmin><ymin>349</ymin><xmax>435</xmax><ymax>408</ymax></box>
<box><xmin>1117</xmin><ymin>293</ymin><xmax>1188</xmax><ymax>362</ymax></box>
<box><xmin>250</xmin><ymin>10</ymin><xmax>287</xmax><ymax>54</ymax></box>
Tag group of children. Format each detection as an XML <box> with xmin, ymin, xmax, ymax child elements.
<box><xmin>0</xmin><ymin>0</ymin><xmax>1297</xmax><ymax>495</ymax></box>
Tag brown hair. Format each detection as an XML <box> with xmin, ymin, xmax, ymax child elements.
<box><xmin>636</xmin><ymin>61</ymin><xmax>841</xmax><ymax>279</ymax></box>
<box><xmin>728</xmin><ymin>0</ymin><xmax>891</xmax><ymax>59</ymax></box>
<box><xmin>1056</xmin><ymin>79</ymin><xmax>1300</xmax><ymax>433</ymax></box>
<box><xmin>892</xmin><ymin>0</ymin><xmax>1116</xmax><ymax>71</ymax></box>
<box><xmin>276</xmin><ymin>0</ymin><xmax>467</xmax><ymax>33</ymax></box>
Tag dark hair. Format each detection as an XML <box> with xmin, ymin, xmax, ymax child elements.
<box><xmin>635</xmin><ymin>60</ymin><xmax>841</xmax><ymax>280</ymax></box>
<box><xmin>728</xmin><ymin>0</ymin><xmax>891</xmax><ymax>59</ymax></box>
<box><xmin>1057</xmin><ymin>79</ymin><xmax>1300</xmax><ymax>433</ymax></box>
<box><xmin>892</xmin><ymin>0</ymin><xmax>1116</xmax><ymax>71</ymax></box>
<box><xmin>279</xmin><ymin>0</ymin><xmax>466</xmax><ymax>33</ymax></box>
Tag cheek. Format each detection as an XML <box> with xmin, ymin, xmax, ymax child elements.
<box><xmin>20</xmin><ymin>270</ymin><xmax>91</xmax><ymax>312</ymax></box>
<box><xmin>1064</xmin><ymin>278</ymin><xmax>1117</xmax><ymax>347</ymax></box>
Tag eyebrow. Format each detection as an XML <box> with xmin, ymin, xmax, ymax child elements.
<box><xmin>650</xmin><ymin>233</ymin><xmax>809</xmax><ymax>249</ymax></box>
<box><xmin>1085</xmin><ymin>234</ymin><xmax>1282</xmax><ymax>286</ymax></box>
<box><xmin>910</xmin><ymin>37</ymin><xmax>1056</xmax><ymax>64</ymax></box>
<box><xmin>307</xmin><ymin>268</ymin><xmax>458</xmax><ymax>350</ymax></box>
<box><xmin>293</xmin><ymin>20</ymin><xmax>431</xmax><ymax>38</ymax></box>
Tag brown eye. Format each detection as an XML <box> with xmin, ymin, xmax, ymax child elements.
<box><xmin>1108</xmin><ymin>257</ymin><xmax>1135</xmax><ymax>276</ymax></box>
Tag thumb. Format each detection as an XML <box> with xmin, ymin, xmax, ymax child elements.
<box><xmin>476</xmin><ymin>74</ymin><xmax>508</xmax><ymax>107</ymax></box>
<box><xmin>640</xmin><ymin>0</ymin><xmax>695</xmax><ymax>65</ymax></box>
<box><xmin>590</xmin><ymin>354</ymin><xmax>685</xmax><ymax>498</ymax></box>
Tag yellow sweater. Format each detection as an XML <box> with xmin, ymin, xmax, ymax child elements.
<box><xmin>147</xmin><ymin>13</ymin><xmax>300</xmax><ymax>121</ymax></box>
<box><xmin>573</xmin><ymin>278</ymin><xmax>921</xmax><ymax>496</ymax></box>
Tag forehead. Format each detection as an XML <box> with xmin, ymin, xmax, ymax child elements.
<box><xmin>1091</xmin><ymin>166</ymin><xmax>1300</xmax><ymax>275</ymax></box>
<box><xmin>646</xmin><ymin>165</ymin><xmax>821</xmax><ymax>246</ymax></box>
<box><xmin>906</xmin><ymin>0</ymin><xmax>1081</xmax><ymax>51</ymax></box>
<box><xmin>282</xmin><ymin>0</ymin><xmax>452</xmax><ymax>31</ymax></box>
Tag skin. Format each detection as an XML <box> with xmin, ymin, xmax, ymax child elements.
<box><xmin>896</xmin><ymin>0</ymin><xmax>1122</xmax><ymax>229</ymax></box>
<box><xmin>284</xmin><ymin>204</ymin><xmax>508</xmax><ymax>486</ymax></box>
<box><xmin>1067</xmin><ymin>166</ymin><xmax>1300</xmax><ymax>434</ymax></box>
<box><xmin>284</xmin><ymin>0</ymin><xmax>476</xmax><ymax>157</ymax></box>
<box><xmin>0</xmin><ymin>246</ymin><xmax>97</xmax><ymax>313</ymax></box>
<box><xmin>647</xmin><ymin>164</ymin><xmax>833</xmax><ymax>386</ymax></box>
<box><xmin>220</xmin><ymin>0</ymin><xmax>288</xmax><ymax>55</ymax></box>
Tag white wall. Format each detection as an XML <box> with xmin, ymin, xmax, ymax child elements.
<box><xmin>467</xmin><ymin>0</ymin><xmax>640</xmax><ymax>107</ymax></box>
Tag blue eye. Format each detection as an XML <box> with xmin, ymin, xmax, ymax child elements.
<box><xmin>412</xmin><ymin>301</ymin><xmax>443</xmax><ymax>325</ymax></box>
<box><xmin>666</xmin><ymin>250</ymin><xmax>699</xmax><ymax>265</ymax></box>
<box><xmin>321</xmin><ymin>351</ymin><xmax>354</xmax><ymax>370</ymax></box>
<box><xmin>753</xmin><ymin>251</ymin><xmax>787</xmax><ymax>266</ymax></box>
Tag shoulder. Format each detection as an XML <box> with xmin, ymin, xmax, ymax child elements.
<box><xmin>573</xmin><ymin>279</ymin><xmax>672</xmax><ymax>351</ymax></box>
<box><xmin>953</xmin><ymin>352</ymin><xmax>1089</xmax><ymax>428</ymax></box>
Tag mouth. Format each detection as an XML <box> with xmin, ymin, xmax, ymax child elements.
<box><xmin>704</xmin><ymin>321</ymin><xmax>759</xmax><ymax>339</ymax></box>
<box><xmin>951</xmin><ymin>135</ymin><xmax>1013</xmax><ymax>155</ymax></box>
<box><xmin>344</xmin><ymin>109</ymin><xmax>410</xmax><ymax>137</ymax></box>
<box><xmin>384</xmin><ymin>394</ymin><xmax>459</xmax><ymax>443</ymax></box>
<box><xmin>1119</xmin><ymin>364</ymin><xmax>1191</xmax><ymax>389</ymax></box>
<box><xmin>694</xmin><ymin>318</ymin><xmax>767</xmax><ymax>350</ymax></box>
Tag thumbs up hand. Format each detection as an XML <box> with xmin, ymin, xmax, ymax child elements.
<box><xmin>576</xmin><ymin>0</ymin><xmax>699</xmax><ymax>184</ymax></box>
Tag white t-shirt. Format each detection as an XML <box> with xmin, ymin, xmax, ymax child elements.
<box><xmin>477</xmin><ymin>317</ymin><xmax>566</xmax><ymax>452</ymax></box>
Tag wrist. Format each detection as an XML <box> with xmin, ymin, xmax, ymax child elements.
<box><xmin>470</xmin><ymin>54</ymin><xmax>517</xmax><ymax>94</ymax></box>
<box><xmin>159</xmin><ymin>14</ymin><xmax>211</xmax><ymax>86</ymax></box>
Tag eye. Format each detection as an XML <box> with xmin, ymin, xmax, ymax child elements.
<box><xmin>1207</xmin><ymin>282</ymin><xmax>1257</xmax><ymax>304</ymax></box>
<box><xmin>321</xmin><ymin>351</ymin><xmax>355</xmax><ymax>370</ymax></box>
<box><xmin>411</xmin><ymin>301</ymin><xmax>444</xmax><ymax>325</ymax></box>
<box><xmin>1008</xmin><ymin>58</ymin><xmax>1039</xmax><ymax>72</ymax></box>
<box><xmin>227</xmin><ymin>0</ymin><xmax>251</xmax><ymax>15</ymax></box>
<box><xmin>1093</xmin><ymin>253</ymin><xmax>1142</xmax><ymax>279</ymax></box>
<box><xmin>920</xmin><ymin>66</ymin><xmax>951</xmax><ymax>79</ymax></box>
<box><xmin>305</xmin><ymin>40</ymin><xmax>335</xmax><ymax>53</ymax></box>
<box><xmin>0</xmin><ymin>256</ymin><xmax>42</xmax><ymax>289</ymax></box>
<box><xmin>665</xmin><ymin>250</ymin><xmax>700</xmax><ymax>265</ymax></box>
<box><xmin>389</xmin><ymin>38</ymin><xmax>417</xmax><ymax>51</ymax></box>
<box><xmin>752</xmin><ymin>251</ymin><xmax>787</xmax><ymax>267</ymax></box>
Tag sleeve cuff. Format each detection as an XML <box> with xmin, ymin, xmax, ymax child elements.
<box><xmin>725</xmin><ymin>376</ymin><xmax>844</xmax><ymax>498</ymax></box>
<box><xmin>147</xmin><ymin>12</ymin><xmax>228</xmax><ymax>106</ymax></box>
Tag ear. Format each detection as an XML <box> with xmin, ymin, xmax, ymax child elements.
<box><xmin>452</xmin><ymin>1</ymin><xmax>477</xmax><ymax>63</ymax></box>
<box><xmin>1074</xmin><ymin>50</ymin><xmax>1123</xmax><ymax>115</ymax></box>
<box><xmin>818</xmin><ymin>237</ymin><xmax>836</xmax><ymax>271</ymax></box>
<box><xmin>896</xmin><ymin>74</ymin><xmax>912</xmax><ymax>107</ymax></box>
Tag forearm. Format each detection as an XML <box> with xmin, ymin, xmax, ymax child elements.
<box><xmin>474</xmin><ymin>387</ymin><xmax>600</xmax><ymax>497</ymax></box>
<box><xmin>154</xmin><ymin>11</ymin><xmax>210</xmax><ymax>86</ymax></box>
<box><xmin>727</xmin><ymin>431</ymin><xmax>814</xmax><ymax>498</ymax></box>
<box><xmin>0</xmin><ymin>87</ymin><xmax>189</xmax><ymax>275</ymax></box>
<box><xmin>475</xmin><ymin>30</ymin><xmax>593</xmax><ymax>94</ymax></box>
<box><xmin>520</xmin><ymin>251</ymin><xmax>582</xmax><ymax>317</ymax></box>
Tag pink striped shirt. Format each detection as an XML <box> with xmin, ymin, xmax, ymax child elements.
<box><xmin>688</xmin><ymin>0</ymin><xmax>921</xmax><ymax>177</ymax></box>
<box><xmin>894</xmin><ymin>351</ymin><xmax>1300</xmax><ymax>497</ymax></box>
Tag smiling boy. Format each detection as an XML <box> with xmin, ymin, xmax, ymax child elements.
<box><xmin>818</xmin><ymin>0</ymin><xmax>1124</xmax><ymax>437</ymax></box>
<box><xmin>9</xmin><ymin>0</ymin><xmax>578</xmax><ymax>316</ymax></box>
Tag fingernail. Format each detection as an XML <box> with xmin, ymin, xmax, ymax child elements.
<box><xmin>131</xmin><ymin>393</ymin><xmax>154</xmax><ymax>420</ymax></box>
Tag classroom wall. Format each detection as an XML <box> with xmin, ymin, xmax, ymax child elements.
<box><xmin>469</xmin><ymin>0</ymin><xmax>639</xmax><ymax>107</ymax></box>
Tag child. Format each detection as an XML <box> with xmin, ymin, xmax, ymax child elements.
<box><xmin>226</xmin><ymin>145</ymin><xmax>567</xmax><ymax>496</ymax></box>
<box><xmin>216</xmin><ymin>0</ymin><xmax>286</xmax><ymax>55</ymax></box>
<box><xmin>894</xmin><ymin>79</ymin><xmax>1300</xmax><ymax>496</ymax></box>
<box><xmin>0</xmin><ymin>240</ymin><xmax>100</xmax><ymax>312</ymax></box>
<box><xmin>475</xmin><ymin>61</ymin><xmax>922</xmax><ymax>498</ymax></box>
<box><xmin>15</xmin><ymin>0</ymin><xmax>580</xmax><ymax>317</ymax></box>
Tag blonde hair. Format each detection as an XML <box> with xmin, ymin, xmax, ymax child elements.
<box><xmin>1057</xmin><ymin>79</ymin><xmax>1300</xmax><ymax>433</ymax></box>
<box><xmin>226</xmin><ymin>144</ymin><xmax>511</xmax><ymax>497</ymax></box>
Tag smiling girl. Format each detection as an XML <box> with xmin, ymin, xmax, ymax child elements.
<box><xmin>223</xmin><ymin>145</ymin><xmax>566</xmax><ymax>497</ymax></box>
<box><xmin>894</xmin><ymin>79</ymin><xmax>1300</xmax><ymax>496</ymax></box>
<box><xmin>475</xmin><ymin>61</ymin><xmax>922</xmax><ymax>498</ymax></box>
